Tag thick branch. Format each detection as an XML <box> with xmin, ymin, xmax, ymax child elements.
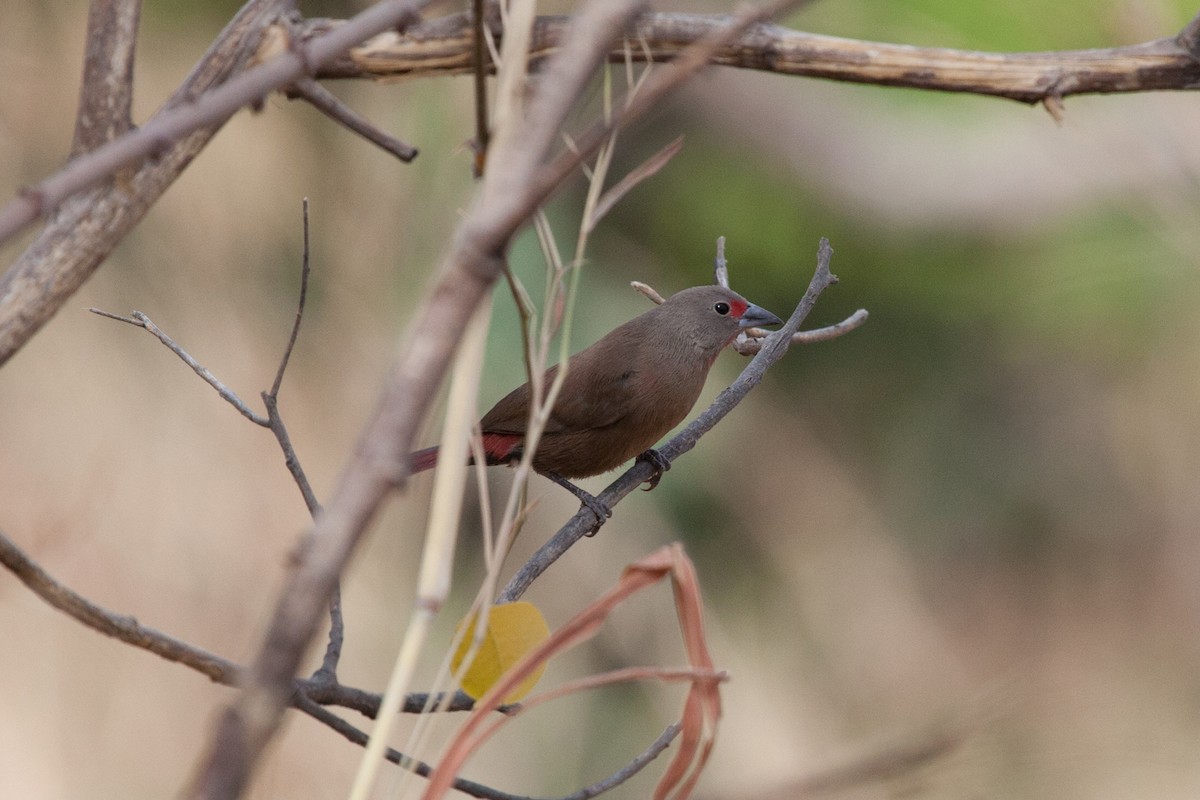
<box><xmin>0</xmin><ymin>0</ymin><xmax>286</xmax><ymax>366</ymax></box>
<box><xmin>0</xmin><ymin>0</ymin><xmax>432</xmax><ymax>367</ymax></box>
<box><xmin>72</xmin><ymin>0</ymin><xmax>141</xmax><ymax>157</ymax></box>
<box><xmin>308</xmin><ymin>11</ymin><xmax>1200</xmax><ymax>103</ymax></box>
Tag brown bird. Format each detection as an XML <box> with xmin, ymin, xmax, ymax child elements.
<box><xmin>410</xmin><ymin>285</ymin><xmax>782</xmax><ymax>521</ymax></box>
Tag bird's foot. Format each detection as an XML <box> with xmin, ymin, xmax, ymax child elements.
<box><xmin>635</xmin><ymin>449</ymin><xmax>671</xmax><ymax>491</ymax></box>
<box><xmin>544</xmin><ymin>471</ymin><xmax>611</xmax><ymax>535</ymax></box>
<box><xmin>577</xmin><ymin>492</ymin><xmax>613</xmax><ymax>536</ymax></box>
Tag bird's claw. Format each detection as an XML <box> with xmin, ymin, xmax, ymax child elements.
<box><xmin>542</xmin><ymin>470</ymin><xmax>611</xmax><ymax>534</ymax></box>
<box><xmin>579</xmin><ymin>492</ymin><xmax>612</xmax><ymax>536</ymax></box>
<box><xmin>636</xmin><ymin>449</ymin><xmax>671</xmax><ymax>492</ymax></box>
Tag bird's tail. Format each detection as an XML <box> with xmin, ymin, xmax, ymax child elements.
<box><xmin>409</xmin><ymin>445</ymin><xmax>440</xmax><ymax>473</ymax></box>
<box><xmin>410</xmin><ymin>433</ymin><xmax>522</xmax><ymax>474</ymax></box>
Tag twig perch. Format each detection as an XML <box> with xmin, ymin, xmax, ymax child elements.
<box><xmin>500</xmin><ymin>237</ymin><xmax>843</xmax><ymax>603</ymax></box>
<box><xmin>181</xmin><ymin>4</ymin><xmax>806</xmax><ymax>797</ymax></box>
<box><xmin>630</xmin><ymin>236</ymin><xmax>869</xmax><ymax>354</ymax></box>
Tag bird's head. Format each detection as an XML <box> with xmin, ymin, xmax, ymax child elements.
<box><xmin>661</xmin><ymin>285</ymin><xmax>783</xmax><ymax>356</ymax></box>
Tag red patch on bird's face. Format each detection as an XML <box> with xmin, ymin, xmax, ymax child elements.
<box><xmin>728</xmin><ymin>298</ymin><xmax>749</xmax><ymax>319</ymax></box>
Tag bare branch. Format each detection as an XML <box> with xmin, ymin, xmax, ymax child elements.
<box><xmin>1</xmin><ymin>519</ymin><xmax>681</xmax><ymax>799</ymax></box>
<box><xmin>0</xmin><ymin>0</ymin><xmax>433</xmax><ymax>368</ymax></box>
<box><xmin>289</xmin><ymin>77</ymin><xmax>419</xmax><ymax>162</ymax></box>
<box><xmin>270</xmin><ymin>197</ymin><xmax>311</xmax><ymax>401</ymax></box>
<box><xmin>560</xmin><ymin>725</ymin><xmax>679</xmax><ymax>800</ymax></box>
<box><xmin>629</xmin><ymin>270</ymin><xmax>867</xmax><ymax>353</ymax></box>
<box><xmin>295</xmin><ymin>694</ymin><xmax>679</xmax><ymax>800</ymax></box>
<box><xmin>72</xmin><ymin>0</ymin><xmax>141</xmax><ymax>158</ymax></box>
<box><xmin>629</xmin><ymin>280</ymin><xmax>665</xmax><ymax>304</ymax></box>
<box><xmin>738</xmin><ymin>307</ymin><xmax>869</xmax><ymax>352</ymax></box>
<box><xmin>291</xmin><ymin>695</ymin><xmax>525</xmax><ymax>800</ymax></box>
<box><xmin>713</xmin><ymin>235</ymin><xmax>729</xmax><ymax>289</ymax></box>
<box><xmin>310</xmin><ymin>10</ymin><xmax>1200</xmax><ymax>104</ymax></box>
<box><xmin>89</xmin><ymin>308</ymin><xmax>269</xmax><ymax>425</ymax></box>
<box><xmin>0</xmin><ymin>528</ymin><xmax>240</xmax><ymax>684</ymax></box>
<box><xmin>470</xmin><ymin>0</ymin><xmax>492</xmax><ymax>175</ymax></box>
<box><xmin>499</xmin><ymin>238</ymin><xmax>838</xmax><ymax>603</ymax></box>
<box><xmin>95</xmin><ymin>202</ymin><xmax>342</xmax><ymax>677</ymax></box>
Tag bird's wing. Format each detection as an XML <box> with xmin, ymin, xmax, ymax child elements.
<box><xmin>541</xmin><ymin>343</ymin><xmax>636</xmax><ymax>433</ymax></box>
<box><xmin>479</xmin><ymin>381</ymin><xmax>535</xmax><ymax>435</ymax></box>
<box><xmin>480</xmin><ymin>348</ymin><xmax>636</xmax><ymax>436</ymax></box>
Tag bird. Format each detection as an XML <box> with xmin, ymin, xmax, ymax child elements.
<box><xmin>410</xmin><ymin>285</ymin><xmax>783</xmax><ymax>523</ymax></box>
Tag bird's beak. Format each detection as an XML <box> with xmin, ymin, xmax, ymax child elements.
<box><xmin>738</xmin><ymin>302</ymin><xmax>784</xmax><ymax>330</ymax></box>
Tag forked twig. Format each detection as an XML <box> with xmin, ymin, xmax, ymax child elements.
<box><xmin>631</xmin><ymin>236</ymin><xmax>869</xmax><ymax>354</ymax></box>
<box><xmin>500</xmin><ymin>237</ymin><xmax>844</xmax><ymax>602</ymax></box>
<box><xmin>91</xmin><ymin>199</ymin><xmax>346</xmax><ymax>678</ymax></box>
<box><xmin>87</xmin><ymin>307</ymin><xmax>269</xmax><ymax>424</ymax></box>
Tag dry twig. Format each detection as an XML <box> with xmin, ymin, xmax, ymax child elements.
<box><xmin>310</xmin><ymin>9</ymin><xmax>1200</xmax><ymax>105</ymax></box>
<box><xmin>500</xmin><ymin>237</ymin><xmax>840</xmax><ymax>602</ymax></box>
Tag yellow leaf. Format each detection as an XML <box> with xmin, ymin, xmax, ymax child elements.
<box><xmin>451</xmin><ymin>601</ymin><xmax>550</xmax><ymax>703</ymax></box>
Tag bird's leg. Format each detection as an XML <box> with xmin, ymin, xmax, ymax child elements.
<box><xmin>635</xmin><ymin>449</ymin><xmax>672</xmax><ymax>491</ymax></box>
<box><xmin>542</xmin><ymin>471</ymin><xmax>611</xmax><ymax>533</ymax></box>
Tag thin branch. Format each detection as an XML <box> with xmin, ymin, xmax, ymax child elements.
<box><xmin>713</xmin><ymin>235</ymin><xmax>729</xmax><ymax>289</ymax></box>
<box><xmin>289</xmin><ymin>77</ymin><xmax>419</xmax><ymax>162</ymax></box>
<box><xmin>0</xmin><ymin>527</ymin><xmax>240</xmax><ymax>684</ymax></box>
<box><xmin>470</xmin><ymin>0</ymin><xmax>491</xmax><ymax>176</ymax></box>
<box><xmin>521</xmin><ymin>0</ymin><xmax>808</xmax><ymax>239</ymax></box>
<box><xmin>89</xmin><ymin>308</ymin><xmax>269</xmax><ymax>425</ymax></box>
<box><xmin>738</xmin><ymin>307</ymin><xmax>869</xmax><ymax>352</ymax></box>
<box><xmin>271</xmin><ymin>195</ymin><xmax>309</xmax><ymax>398</ymax></box>
<box><xmin>0</xmin><ymin>521</ymin><xmax>488</xmax><ymax>728</ymax></box>
<box><xmin>95</xmin><ymin>201</ymin><xmax>344</xmax><ymax>678</ymax></box>
<box><xmin>627</xmin><ymin>274</ymin><xmax>868</xmax><ymax>353</ymax></box>
<box><xmin>498</xmin><ymin>238</ymin><xmax>837</xmax><ymax>603</ymax></box>
<box><xmin>310</xmin><ymin>10</ymin><xmax>1200</xmax><ymax>105</ymax></box>
<box><xmin>560</xmin><ymin>725</ymin><xmax>679</xmax><ymax>800</ymax></box>
<box><xmin>585</xmin><ymin>135</ymin><xmax>683</xmax><ymax>233</ymax></box>
<box><xmin>295</xmin><ymin>694</ymin><xmax>679</xmax><ymax>800</ymax></box>
<box><xmin>629</xmin><ymin>280</ymin><xmax>666</xmax><ymax>304</ymax></box>
<box><xmin>0</xmin><ymin>526</ymin><xmax>513</xmax><ymax>800</ymax></box>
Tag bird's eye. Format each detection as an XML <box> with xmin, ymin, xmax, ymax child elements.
<box><xmin>713</xmin><ymin>302</ymin><xmax>731</xmax><ymax>315</ymax></box>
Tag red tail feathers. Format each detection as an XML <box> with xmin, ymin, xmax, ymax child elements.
<box><xmin>410</xmin><ymin>445</ymin><xmax>439</xmax><ymax>473</ymax></box>
<box><xmin>409</xmin><ymin>433</ymin><xmax>523</xmax><ymax>475</ymax></box>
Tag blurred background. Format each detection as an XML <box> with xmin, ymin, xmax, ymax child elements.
<box><xmin>3</xmin><ymin>0</ymin><xmax>1200</xmax><ymax>797</ymax></box>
